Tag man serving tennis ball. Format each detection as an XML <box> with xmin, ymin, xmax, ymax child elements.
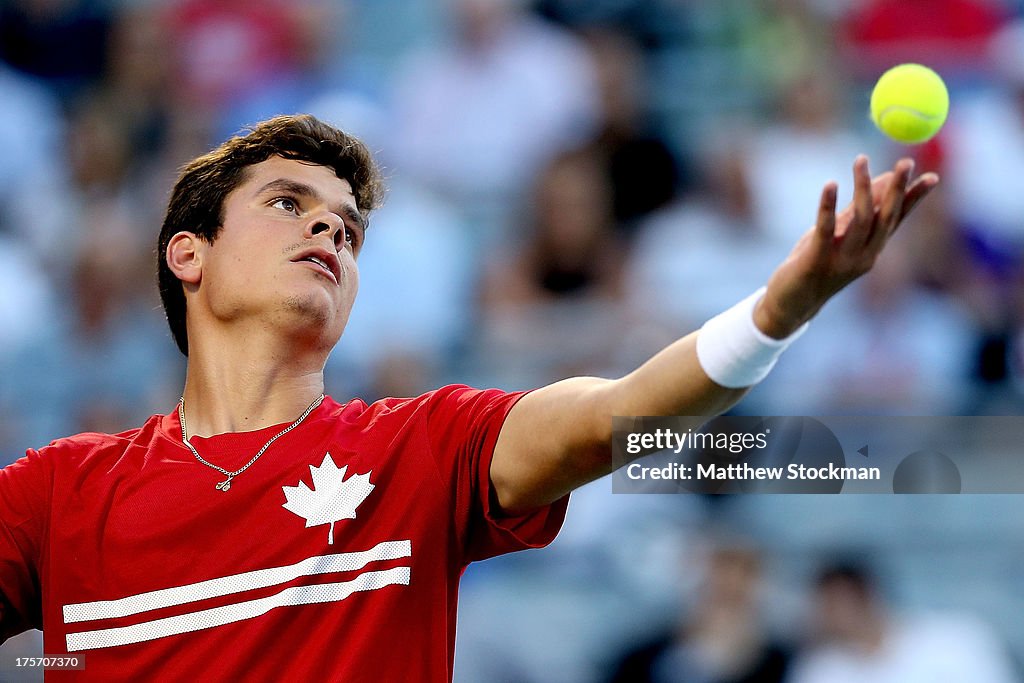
<box><xmin>0</xmin><ymin>114</ymin><xmax>937</xmax><ymax>681</ymax></box>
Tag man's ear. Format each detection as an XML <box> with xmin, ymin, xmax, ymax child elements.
<box><xmin>166</xmin><ymin>232</ymin><xmax>204</xmax><ymax>286</ymax></box>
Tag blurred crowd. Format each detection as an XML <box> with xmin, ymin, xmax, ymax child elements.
<box><xmin>2</xmin><ymin>0</ymin><xmax>1024</xmax><ymax>680</ymax></box>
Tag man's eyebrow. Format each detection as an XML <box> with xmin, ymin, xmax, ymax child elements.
<box><xmin>256</xmin><ymin>178</ymin><xmax>367</xmax><ymax>233</ymax></box>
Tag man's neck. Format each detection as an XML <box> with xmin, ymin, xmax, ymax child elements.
<box><xmin>180</xmin><ymin>332</ymin><xmax>328</xmax><ymax>437</ymax></box>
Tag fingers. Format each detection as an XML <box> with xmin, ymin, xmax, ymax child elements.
<box><xmin>835</xmin><ymin>168</ymin><xmax>891</xmax><ymax>251</ymax></box>
<box><xmin>852</xmin><ymin>155</ymin><xmax>873</xmax><ymax>234</ymax></box>
<box><xmin>839</xmin><ymin>156</ymin><xmax>925</xmax><ymax>249</ymax></box>
<box><xmin>898</xmin><ymin>172</ymin><xmax>941</xmax><ymax>224</ymax></box>
<box><xmin>837</xmin><ymin>157</ymin><xmax>887</xmax><ymax>244</ymax></box>
<box><xmin>819</xmin><ymin>156</ymin><xmax>939</xmax><ymax>263</ymax></box>
<box><xmin>867</xmin><ymin>158</ymin><xmax>913</xmax><ymax>251</ymax></box>
<box><xmin>815</xmin><ymin>180</ymin><xmax>838</xmax><ymax>250</ymax></box>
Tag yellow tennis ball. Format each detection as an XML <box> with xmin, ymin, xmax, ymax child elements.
<box><xmin>870</xmin><ymin>64</ymin><xmax>949</xmax><ymax>144</ymax></box>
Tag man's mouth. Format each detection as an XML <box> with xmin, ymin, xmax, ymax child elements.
<box><xmin>292</xmin><ymin>248</ymin><xmax>341</xmax><ymax>284</ymax></box>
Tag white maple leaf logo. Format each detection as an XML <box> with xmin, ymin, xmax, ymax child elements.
<box><xmin>282</xmin><ymin>453</ymin><xmax>374</xmax><ymax>544</ymax></box>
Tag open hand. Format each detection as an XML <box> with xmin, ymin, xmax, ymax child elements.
<box><xmin>754</xmin><ymin>155</ymin><xmax>940</xmax><ymax>339</ymax></box>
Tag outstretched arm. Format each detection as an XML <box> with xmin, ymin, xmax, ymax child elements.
<box><xmin>490</xmin><ymin>156</ymin><xmax>939</xmax><ymax>513</ymax></box>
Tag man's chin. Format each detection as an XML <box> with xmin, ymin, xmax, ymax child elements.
<box><xmin>280</xmin><ymin>294</ymin><xmax>348</xmax><ymax>343</ymax></box>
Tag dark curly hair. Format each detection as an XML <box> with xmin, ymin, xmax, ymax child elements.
<box><xmin>157</xmin><ymin>114</ymin><xmax>386</xmax><ymax>356</ymax></box>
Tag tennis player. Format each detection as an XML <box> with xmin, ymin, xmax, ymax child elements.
<box><xmin>0</xmin><ymin>114</ymin><xmax>936</xmax><ymax>681</ymax></box>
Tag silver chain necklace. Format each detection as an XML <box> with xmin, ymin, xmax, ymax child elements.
<box><xmin>178</xmin><ymin>394</ymin><xmax>325</xmax><ymax>492</ymax></box>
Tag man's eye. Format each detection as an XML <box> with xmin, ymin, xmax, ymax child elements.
<box><xmin>344</xmin><ymin>227</ymin><xmax>360</xmax><ymax>248</ymax></box>
<box><xmin>271</xmin><ymin>198</ymin><xmax>298</xmax><ymax>213</ymax></box>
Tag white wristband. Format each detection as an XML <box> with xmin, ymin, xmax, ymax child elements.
<box><xmin>696</xmin><ymin>287</ymin><xmax>808</xmax><ymax>388</ymax></box>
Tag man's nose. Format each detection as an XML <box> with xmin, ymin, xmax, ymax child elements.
<box><xmin>305</xmin><ymin>212</ymin><xmax>344</xmax><ymax>250</ymax></box>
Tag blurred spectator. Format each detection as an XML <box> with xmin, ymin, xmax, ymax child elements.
<box><xmin>161</xmin><ymin>0</ymin><xmax>323</xmax><ymax>131</ymax></box>
<box><xmin>840</xmin><ymin>0</ymin><xmax>1007</xmax><ymax>79</ymax></box>
<box><xmin>788</xmin><ymin>561</ymin><xmax>1019</xmax><ymax>683</ymax></box>
<box><xmin>738</xmin><ymin>0</ymin><xmax>840</xmax><ymax>99</ymax></box>
<box><xmin>0</xmin><ymin>61</ymin><xmax>66</xmax><ymax>454</ymax></box>
<box><xmin>940</xmin><ymin>19</ymin><xmax>1024</xmax><ymax>400</ymax></box>
<box><xmin>210</xmin><ymin>2</ymin><xmax>383</xmax><ymax>144</ymax></box>
<box><xmin>163</xmin><ymin>0</ymin><xmax>308</xmax><ymax>107</ymax></box>
<box><xmin>336</xmin><ymin>0</ymin><xmax>449</xmax><ymax>81</ymax></box>
<box><xmin>54</xmin><ymin>92</ymin><xmax>170</xmax><ymax>292</ymax></box>
<box><xmin>0</xmin><ymin>239</ymin><xmax>181</xmax><ymax>455</ymax></box>
<box><xmin>103</xmin><ymin>6</ymin><xmax>174</xmax><ymax>161</ymax></box>
<box><xmin>0</xmin><ymin>0</ymin><xmax>112</xmax><ymax>102</ymax></box>
<box><xmin>391</xmin><ymin>0</ymin><xmax>598</xmax><ymax>246</ymax></box>
<box><xmin>582</xmin><ymin>27</ymin><xmax>679</xmax><ymax>233</ymax></box>
<box><xmin>744</xmin><ymin>66</ymin><xmax>878</xmax><ymax>245</ymax></box>
<box><xmin>624</xmin><ymin>144</ymin><xmax>783</xmax><ymax>348</ymax></box>
<box><xmin>0</xmin><ymin>85</ymin><xmax>180</xmax><ymax>456</ymax></box>
<box><xmin>885</xmin><ymin>138</ymin><xmax>963</xmax><ymax>293</ymax></box>
<box><xmin>472</xmin><ymin>146</ymin><xmax>626</xmax><ymax>388</ymax></box>
<box><xmin>0</xmin><ymin>234</ymin><xmax>57</xmax><ymax>361</ymax></box>
<box><xmin>605</xmin><ymin>540</ymin><xmax>792</xmax><ymax>683</ymax></box>
<box><xmin>945</xmin><ymin>20</ymin><xmax>1024</xmax><ymax>253</ymax></box>
<box><xmin>0</xmin><ymin>62</ymin><xmax>72</xmax><ymax>261</ymax></box>
<box><xmin>96</xmin><ymin>5</ymin><xmax>189</xmax><ymax>262</ymax></box>
<box><xmin>534</xmin><ymin>0</ymin><xmax>647</xmax><ymax>29</ymax></box>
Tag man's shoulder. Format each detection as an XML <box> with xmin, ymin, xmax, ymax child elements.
<box><xmin>36</xmin><ymin>413</ymin><xmax>167</xmax><ymax>461</ymax></box>
<box><xmin>329</xmin><ymin>384</ymin><xmax>500</xmax><ymax>420</ymax></box>
<box><xmin>322</xmin><ymin>385</ymin><xmax>523</xmax><ymax>451</ymax></box>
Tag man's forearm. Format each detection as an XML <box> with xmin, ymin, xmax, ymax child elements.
<box><xmin>492</xmin><ymin>331</ymin><xmax>749</xmax><ymax>513</ymax></box>
<box><xmin>601</xmin><ymin>330</ymin><xmax>748</xmax><ymax>420</ymax></box>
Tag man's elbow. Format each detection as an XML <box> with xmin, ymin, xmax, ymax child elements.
<box><xmin>493</xmin><ymin>439</ymin><xmax>612</xmax><ymax>515</ymax></box>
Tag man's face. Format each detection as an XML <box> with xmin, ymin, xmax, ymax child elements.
<box><xmin>815</xmin><ymin>580</ymin><xmax>875</xmax><ymax>643</ymax></box>
<box><xmin>196</xmin><ymin>156</ymin><xmax>365</xmax><ymax>350</ymax></box>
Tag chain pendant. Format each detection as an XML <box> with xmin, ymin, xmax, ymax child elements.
<box><xmin>181</xmin><ymin>394</ymin><xmax>324</xmax><ymax>493</ymax></box>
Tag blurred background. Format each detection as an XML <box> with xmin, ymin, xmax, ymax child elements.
<box><xmin>2</xmin><ymin>0</ymin><xmax>1024</xmax><ymax>680</ymax></box>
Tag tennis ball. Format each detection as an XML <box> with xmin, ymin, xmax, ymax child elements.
<box><xmin>870</xmin><ymin>64</ymin><xmax>949</xmax><ymax>144</ymax></box>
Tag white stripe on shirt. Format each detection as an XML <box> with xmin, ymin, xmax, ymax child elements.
<box><xmin>65</xmin><ymin>566</ymin><xmax>411</xmax><ymax>652</ymax></box>
<box><xmin>63</xmin><ymin>539</ymin><xmax>411</xmax><ymax>623</ymax></box>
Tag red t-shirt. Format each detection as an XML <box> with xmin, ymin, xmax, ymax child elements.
<box><xmin>0</xmin><ymin>385</ymin><xmax>567</xmax><ymax>681</ymax></box>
